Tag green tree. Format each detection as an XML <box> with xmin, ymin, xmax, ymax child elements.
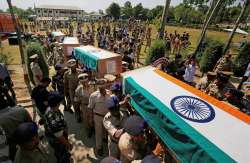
<box><xmin>150</xmin><ymin>5</ymin><xmax>164</xmax><ymax>18</ymax></box>
<box><xmin>133</xmin><ymin>3</ymin><xmax>144</xmax><ymax>19</ymax></box>
<box><xmin>233</xmin><ymin>42</ymin><xmax>250</xmax><ymax>77</ymax></box>
<box><xmin>121</xmin><ymin>1</ymin><xmax>133</xmax><ymax>18</ymax></box>
<box><xmin>145</xmin><ymin>39</ymin><xmax>166</xmax><ymax>65</ymax></box>
<box><xmin>26</xmin><ymin>43</ymin><xmax>49</xmax><ymax>84</ymax></box>
<box><xmin>199</xmin><ymin>39</ymin><xmax>224</xmax><ymax>73</ymax></box>
<box><xmin>106</xmin><ymin>2</ymin><xmax>121</xmax><ymax>19</ymax></box>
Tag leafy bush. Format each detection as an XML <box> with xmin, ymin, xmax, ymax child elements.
<box><xmin>199</xmin><ymin>39</ymin><xmax>224</xmax><ymax>73</ymax></box>
<box><xmin>26</xmin><ymin>42</ymin><xmax>49</xmax><ymax>84</ymax></box>
<box><xmin>145</xmin><ymin>39</ymin><xmax>166</xmax><ymax>65</ymax></box>
<box><xmin>233</xmin><ymin>42</ymin><xmax>250</xmax><ymax>77</ymax></box>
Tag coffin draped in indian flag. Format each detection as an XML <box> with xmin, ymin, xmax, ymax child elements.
<box><xmin>74</xmin><ymin>46</ymin><xmax>122</xmax><ymax>77</ymax></box>
<box><xmin>122</xmin><ymin>66</ymin><xmax>250</xmax><ymax>163</ymax></box>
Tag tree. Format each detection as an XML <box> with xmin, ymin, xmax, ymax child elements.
<box><xmin>223</xmin><ymin>0</ymin><xmax>250</xmax><ymax>55</ymax></box>
<box><xmin>98</xmin><ymin>9</ymin><xmax>104</xmax><ymax>15</ymax></box>
<box><xmin>199</xmin><ymin>39</ymin><xmax>224</xmax><ymax>73</ymax></box>
<box><xmin>145</xmin><ymin>39</ymin><xmax>166</xmax><ymax>65</ymax></box>
<box><xmin>133</xmin><ymin>3</ymin><xmax>144</xmax><ymax>19</ymax></box>
<box><xmin>121</xmin><ymin>1</ymin><xmax>133</xmax><ymax>18</ymax></box>
<box><xmin>151</xmin><ymin>5</ymin><xmax>164</xmax><ymax>18</ymax></box>
<box><xmin>106</xmin><ymin>2</ymin><xmax>121</xmax><ymax>19</ymax></box>
<box><xmin>0</xmin><ymin>9</ymin><xmax>4</xmax><ymax>13</ymax></box>
<box><xmin>194</xmin><ymin>0</ymin><xmax>224</xmax><ymax>55</ymax></box>
<box><xmin>233</xmin><ymin>42</ymin><xmax>250</xmax><ymax>77</ymax></box>
<box><xmin>159</xmin><ymin>0</ymin><xmax>171</xmax><ymax>39</ymax></box>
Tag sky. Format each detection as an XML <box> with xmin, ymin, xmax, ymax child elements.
<box><xmin>0</xmin><ymin>0</ymin><xmax>182</xmax><ymax>12</ymax></box>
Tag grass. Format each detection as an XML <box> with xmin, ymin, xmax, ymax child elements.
<box><xmin>1</xmin><ymin>23</ymin><xmax>249</xmax><ymax>65</ymax></box>
<box><xmin>1</xmin><ymin>45</ymin><xmax>20</xmax><ymax>64</ymax></box>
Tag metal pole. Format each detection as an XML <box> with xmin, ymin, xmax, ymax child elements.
<box><xmin>158</xmin><ymin>0</ymin><xmax>171</xmax><ymax>39</ymax></box>
<box><xmin>7</xmin><ymin>0</ymin><xmax>32</xmax><ymax>94</ymax></box>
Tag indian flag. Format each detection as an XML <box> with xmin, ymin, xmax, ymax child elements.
<box><xmin>122</xmin><ymin>66</ymin><xmax>250</xmax><ymax>163</ymax></box>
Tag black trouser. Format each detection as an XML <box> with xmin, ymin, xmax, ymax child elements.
<box><xmin>48</xmin><ymin>139</ymin><xmax>71</xmax><ymax>163</ymax></box>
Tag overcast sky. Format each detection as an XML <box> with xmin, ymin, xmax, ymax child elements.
<box><xmin>0</xmin><ymin>0</ymin><xmax>182</xmax><ymax>12</ymax></box>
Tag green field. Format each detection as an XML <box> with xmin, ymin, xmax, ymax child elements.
<box><xmin>1</xmin><ymin>24</ymin><xmax>249</xmax><ymax>65</ymax></box>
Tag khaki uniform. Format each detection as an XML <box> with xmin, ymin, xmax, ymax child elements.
<box><xmin>88</xmin><ymin>91</ymin><xmax>110</xmax><ymax>150</ymax></box>
<box><xmin>74</xmin><ymin>84</ymin><xmax>90</xmax><ymax>127</ymax></box>
<box><xmin>118</xmin><ymin>132</ymin><xmax>145</xmax><ymax>163</ymax></box>
<box><xmin>103</xmin><ymin>112</ymin><xmax>127</xmax><ymax>158</ymax></box>
<box><xmin>14</xmin><ymin>145</ymin><xmax>49</xmax><ymax>163</ymax></box>
<box><xmin>215</xmin><ymin>57</ymin><xmax>233</xmax><ymax>72</ymax></box>
<box><xmin>64</xmin><ymin>69</ymin><xmax>79</xmax><ymax>109</ymax></box>
<box><xmin>30</xmin><ymin>62</ymin><xmax>43</xmax><ymax>86</ymax></box>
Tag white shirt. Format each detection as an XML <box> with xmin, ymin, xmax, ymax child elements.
<box><xmin>183</xmin><ymin>64</ymin><xmax>196</xmax><ymax>83</ymax></box>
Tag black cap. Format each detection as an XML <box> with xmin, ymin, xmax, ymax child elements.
<box><xmin>48</xmin><ymin>92</ymin><xmax>63</xmax><ymax>107</ymax></box>
<box><xmin>13</xmin><ymin>122</ymin><xmax>38</xmax><ymax>145</ymax></box>
<box><xmin>226</xmin><ymin>88</ymin><xmax>244</xmax><ymax>98</ymax></box>
<box><xmin>54</xmin><ymin>64</ymin><xmax>63</xmax><ymax>71</ymax></box>
<box><xmin>124</xmin><ymin>115</ymin><xmax>145</xmax><ymax>136</ymax></box>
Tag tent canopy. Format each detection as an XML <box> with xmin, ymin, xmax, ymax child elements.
<box><xmin>223</xmin><ymin>28</ymin><xmax>249</xmax><ymax>35</ymax></box>
<box><xmin>122</xmin><ymin>66</ymin><xmax>250</xmax><ymax>163</ymax></box>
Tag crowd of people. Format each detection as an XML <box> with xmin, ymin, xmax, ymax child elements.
<box><xmin>158</xmin><ymin>52</ymin><xmax>250</xmax><ymax>115</ymax></box>
<box><xmin>1</xmin><ymin>20</ymin><xmax>249</xmax><ymax>163</ymax></box>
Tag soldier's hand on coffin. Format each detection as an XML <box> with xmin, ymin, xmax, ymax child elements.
<box><xmin>114</xmin><ymin>129</ymin><xmax>124</xmax><ymax>139</ymax></box>
<box><xmin>124</xmin><ymin>94</ymin><xmax>131</xmax><ymax>102</ymax></box>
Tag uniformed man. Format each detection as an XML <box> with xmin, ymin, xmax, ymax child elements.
<box><xmin>88</xmin><ymin>82</ymin><xmax>110</xmax><ymax>156</ymax></box>
<box><xmin>64</xmin><ymin>59</ymin><xmax>79</xmax><ymax>113</ymax></box>
<box><xmin>44</xmin><ymin>92</ymin><xmax>72</xmax><ymax>163</ymax></box>
<box><xmin>52</xmin><ymin>65</ymin><xmax>70</xmax><ymax>113</ymax></box>
<box><xmin>0</xmin><ymin>126</ymin><xmax>11</xmax><ymax>163</ymax></box>
<box><xmin>0</xmin><ymin>63</ymin><xmax>16</xmax><ymax>101</ymax></box>
<box><xmin>214</xmin><ymin>54</ymin><xmax>233</xmax><ymax>72</ymax></box>
<box><xmin>53</xmin><ymin>43</ymin><xmax>64</xmax><ymax>66</ymax></box>
<box><xmin>205</xmin><ymin>72</ymin><xmax>235</xmax><ymax>100</ymax></box>
<box><xmin>74</xmin><ymin>73</ymin><xmax>90</xmax><ymax>123</ymax></box>
<box><xmin>13</xmin><ymin>122</ymin><xmax>49</xmax><ymax>163</ymax></box>
<box><xmin>196</xmin><ymin>71</ymin><xmax>217</xmax><ymax>91</ymax></box>
<box><xmin>103</xmin><ymin>95</ymin><xmax>128</xmax><ymax>158</ymax></box>
<box><xmin>30</xmin><ymin>54</ymin><xmax>43</xmax><ymax>86</ymax></box>
<box><xmin>224</xmin><ymin>88</ymin><xmax>250</xmax><ymax>114</ymax></box>
<box><xmin>0</xmin><ymin>92</ymin><xmax>32</xmax><ymax>161</ymax></box>
<box><xmin>118</xmin><ymin>115</ymin><xmax>148</xmax><ymax>163</ymax></box>
<box><xmin>31</xmin><ymin>77</ymin><xmax>51</xmax><ymax>116</ymax></box>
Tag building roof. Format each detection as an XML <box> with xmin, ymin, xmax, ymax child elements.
<box><xmin>36</xmin><ymin>5</ymin><xmax>82</xmax><ymax>11</ymax></box>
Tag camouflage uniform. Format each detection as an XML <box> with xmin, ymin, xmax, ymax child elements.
<box><xmin>205</xmin><ymin>81</ymin><xmax>235</xmax><ymax>100</ymax></box>
<box><xmin>30</xmin><ymin>61</ymin><xmax>43</xmax><ymax>86</ymax></box>
<box><xmin>214</xmin><ymin>57</ymin><xmax>233</xmax><ymax>72</ymax></box>
<box><xmin>103</xmin><ymin>111</ymin><xmax>127</xmax><ymax>158</ymax></box>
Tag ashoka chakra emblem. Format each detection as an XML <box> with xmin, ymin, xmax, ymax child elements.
<box><xmin>170</xmin><ymin>96</ymin><xmax>215</xmax><ymax>123</ymax></box>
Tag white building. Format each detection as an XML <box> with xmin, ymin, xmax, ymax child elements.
<box><xmin>35</xmin><ymin>5</ymin><xmax>86</xmax><ymax>21</ymax></box>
